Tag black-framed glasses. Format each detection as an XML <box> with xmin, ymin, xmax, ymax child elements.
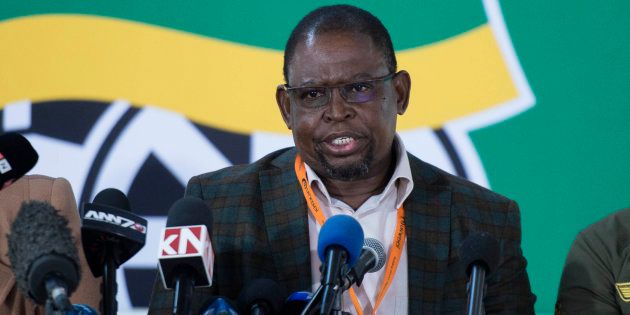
<box><xmin>281</xmin><ymin>72</ymin><xmax>397</xmax><ymax>109</ymax></box>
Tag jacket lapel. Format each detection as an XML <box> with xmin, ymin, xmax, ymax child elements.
<box><xmin>405</xmin><ymin>154</ymin><xmax>452</xmax><ymax>312</ymax></box>
<box><xmin>259</xmin><ymin>149</ymin><xmax>312</xmax><ymax>292</ymax></box>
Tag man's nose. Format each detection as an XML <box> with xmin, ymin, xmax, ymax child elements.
<box><xmin>324</xmin><ymin>87</ymin><xmax>355</xmax><ymax>122</ymax></box>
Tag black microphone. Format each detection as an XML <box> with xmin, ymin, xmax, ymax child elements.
<box><xmin>342</xmin><ymin>237</ymin><xmax>386</xmax><ymax>289</ymax></box>
<box><xmin>0</xmin><ymin>132</ymin><xmax>38</xmax><ymax>189</ymax></box>
<box><xmin>80</xmin><ymin>188</ymin><xmax>147</xmax><ymax>315</ymax></box>
<box><xmin>237</xmin><ymin>278</ymin><xmax>286</xmax><ymax>315</ymax></box>
<box><xmin>459</xmin><ymin>233</ymin><xmax>500</xmax><ymax>315</ymax></box>
<box><xmin>158</xmin><ymin>196</ymin><xmax>214</xmax><ymax>315</ymax></box>
<box><xmin>7</xmin><ymin>201</ymin><xmax>80</xmax><ymax>312</ymax></box>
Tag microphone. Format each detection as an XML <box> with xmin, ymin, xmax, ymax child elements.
<box><xmin>66</xmin><ymin>304</ymin><xmax>99</xmax><ymax>315</ymax></box>
<box><xmin>80</xmin><ymin>188</ymin><xmax>147</xmax><ymax>315</ymax></box>
<box><xmin>237</xmin><ymin>278</ymin><xmax>286</xmax><ymax>315</ymax></box>
<box><xmin>158</xmin><ymin>196</ymin><xmax>214</xmax><ymax>315</ymax></box>
<box><xmin>459</xmin><ymin>233</ymin><xmax>500</xmax><ymax>315</ymax></box>
<box><xmin>0</xmin><ymin>132</ymin><xmax>38</xmax><ymax>189</ymax></box>
<box><xmin>281</xmin><ymin>291</ymin><xmax>313</xmax><ymax>315</ymax></box>
<box><xmin>315</xmin><ymin>215</ymin><xmax>364</xmax><ymax>315</ymax></box>
<box><xmin>342</xmin><ymin>237</ymin><xmax>386</xmax><ymax>289</ymax></box>
<box><xmin>199</xmin><ymin>297</ymin><xmax>239</xmax><ymax>315</ymax></box>
<box><xmin>7</xmin><ymin>201</ymin><xmax>80</xmax><ymax>312</ymax></box>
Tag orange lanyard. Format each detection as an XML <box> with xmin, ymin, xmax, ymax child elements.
<box><xmin>294</xmin><ymin>154</ymin><xmax>406</xmax><ymax>315</ymax></box>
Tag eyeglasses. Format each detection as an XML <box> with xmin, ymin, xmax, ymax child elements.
<box><xmin>281</xmin><ymin>72</ymin><xmax>397</xmax><ymax>109</ymax></box>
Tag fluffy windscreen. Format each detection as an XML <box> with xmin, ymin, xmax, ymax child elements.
<box><xmin>7</xmin><ymin>200</ymin><xmax>80</xmax><ymax>301</ymax></box>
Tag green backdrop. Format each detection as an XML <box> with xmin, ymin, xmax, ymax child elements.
<box><xmin>1</xmin><ymin>1</ymin><xmax>629</xmax><ymax>312</ymax></box>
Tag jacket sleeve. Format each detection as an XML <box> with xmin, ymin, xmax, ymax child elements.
<box><xmin>485</xmin><ymin>200</ymin><xmax>536</xmax><ymax>314</ymax></box>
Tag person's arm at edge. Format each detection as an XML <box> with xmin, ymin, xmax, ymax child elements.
<box><xmin>555</xmin><ymin>229</ymin><xmax>619</xmax><ymax>314</ymax></box>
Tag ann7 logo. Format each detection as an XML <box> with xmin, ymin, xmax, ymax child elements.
<box><xmin>160</xmin><ymin>225</ymin><xmax>207</xmax><ymax>256</ymax></box>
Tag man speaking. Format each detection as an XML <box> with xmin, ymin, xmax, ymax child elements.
<box><xmin>149</xmin><ymin>4</ymin><xmax>535</xmax><ymax>314</ymax></box>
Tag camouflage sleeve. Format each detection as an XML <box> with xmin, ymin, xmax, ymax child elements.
<box><xmin>555</xmin><ymin>229</ymin><xmax>619</xmax><ymax>314</ymax></box>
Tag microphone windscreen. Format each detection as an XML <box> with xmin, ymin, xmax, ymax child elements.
<box><xmin>166</xmin><ymin>196</ymin><xmax>213</xmax><ymax>232</ymax></box>
<box><xmin>0</xmin><ymin>132</ymin><xmax>38</xmax><ymax>185</ymax></box>
<box><xmin>92</xmin><ymin>188</ymin><xmax>131</xmax><ymax>211</ymax></box>
<box><xmin>317</xmin><ymin>215</ymin><xmax>364</xmax><ymax>267</ymax></box>
<box><xmin>7</xmin><ymin>201</ymin><xmax>80</xmax><ymax>303</ymax></box>
<box><xmin>459</xmin><ymin>232</ymin><xmax>500</xmax><ymax>276</ymax></box>
<box><xmin>237</xmin><ymin>278</ymin><xmax>286</xmax><ymax>315</ymax></box>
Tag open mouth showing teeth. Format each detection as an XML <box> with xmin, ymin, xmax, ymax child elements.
<box><xmin>332</xmin><ymin>137</ymin><xmax>354</xmax><ymax>145</ymax></box>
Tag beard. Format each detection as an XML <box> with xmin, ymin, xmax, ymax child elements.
<box><xmin>315</xmin><ymin>142</ymin><xmax>374</xmax><ymax>181</ymax></box>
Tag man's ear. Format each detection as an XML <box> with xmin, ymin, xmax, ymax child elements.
<box><xmin>276</xmin><ymin>85</ymin><xmax>293</xmax><ymax>130</ymax></box>
<box><xmin>393</xmin><ymin>70</ymin><xmax>411</xmax><ymax>115</ymax></box>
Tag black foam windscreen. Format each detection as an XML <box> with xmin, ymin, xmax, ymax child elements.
<box><xmin>7</xmin><ymin>200</ymin><xmax>80</xmax><ymax>303</ymax></box>
<box><xmin>237</xmin><ymin>278</ymin><xmax>287</xmax><ymax>315</ymax></box>
<box><xmin>0</xmin><ymin>132</ymin><xmax>38</xmax><ymax>186</ymax></box>
<box><xmin>459</xmin><ymin>232</ymin><xmax>501</xmax><ymax>276</ymax></box>
<box><xmin>166</xmin><ymin>196</ymin><xmax>213</xmax><ymax>231</ymax></box>
<box><xmin>93</xmin><ymin>188</ymin><xmax>131</xmax><ymax>211</ymax></box>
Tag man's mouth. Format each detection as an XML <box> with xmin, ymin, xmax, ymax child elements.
<box><xmin>331</xmin><ymin>136</ymin><xmax>354</xmax><ymax>146</ymax></box>
<box><xmin>320</xmin><ymin>133</ymin><xmax>364</xmax><ymax>156</ymax></box>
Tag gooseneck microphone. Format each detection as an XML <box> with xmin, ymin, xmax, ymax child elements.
<box><xmin>80</xmin><ymin>188</ymin><xmax>147</xmax><ymax>315</ymax></box>
<box><xmin>158</xmin><ymin>196</ymin><xmax>214</xmax><ymax>315</ymax></box>
<box><xmin>237</xmin><ymin>278</ymin><xmax>286</xmax><ymax>315</ymax></box>
<box><xmin>302</xmin><ymin>215</ymin><xmax>363</xmax><ymax>315</ymax></box>
<box><xmin>459</xmin><ymin>233</ymin><xmax>500</xmax><ymax>315</ymax></box>
<box><xmin>7</xmin><ymin>201</ymin><xmax>81</xmax><ymax>313</ymax></box>
<box><xmin>342</xmin><ymin>237</ymin><xmax>386</xmax><ymax>289</ymax></box>
<box><xmin>0</xmin><ymin>132</ymin><xmax>38</xmax><ymax>189</ymax></box>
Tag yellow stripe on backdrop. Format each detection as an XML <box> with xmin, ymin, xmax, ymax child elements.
<box><xmin>0</xmin><ymin>14</ymin><xmax>517</xmax><ymax>133</ymax></box>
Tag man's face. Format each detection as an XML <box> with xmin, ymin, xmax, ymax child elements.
<box><xmin>277</xmin><ymin>31</ymin><xmax>410</xmax><ymax>181</ymax></box>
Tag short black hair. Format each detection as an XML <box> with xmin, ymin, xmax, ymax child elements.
<box><xmin>283</xmin><ymin>4</ymin><xmax>397</xmax><ymax>83</ymax></box>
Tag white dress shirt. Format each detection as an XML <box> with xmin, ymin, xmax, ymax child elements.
<box><xmin>306</xmin><ymin>135</ymin><xmax>414</xmax><ymax>315</ymax></box>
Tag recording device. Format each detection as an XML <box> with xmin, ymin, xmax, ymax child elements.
<box><xmin>158</xmin><ymin>196</ymin><xmax>214</xmax><ymax>315</ymax></box>
<box><xmin>459</xmin><ymin>233</ymin><xmax>500</xmax><ymax>315</ymax></box>
<box><xmin>342</xmin><ymin>237</ymin><xmax>386</xmax><ymax>289</ymax></box>
<box><xmin>199</xmin><ymin>297</ymin><xmax>239</xmax><ymax>315</ymax></box>
<box><xmin>7</xmin><ymin>201</ymin><xmax>80</xmax><ymax>313</ymax></box>
<box><xmin>237</xmin><ymin>278</ymin><xmax>286</xmax><ymax>315</ymax></box>
<box><xmin>80</xmin><ymin>188</ymin><xmax>147</xmax><ymax>315</ymax></box>
<box><xmin>0</xmin><ymin>132</ymin><xmax>38</xmax><ymax>189</ymax></box>
<box><xmin>302</xmin><ymin>215</ymin><xmax>364</xmax><ymax>315</ymax></box>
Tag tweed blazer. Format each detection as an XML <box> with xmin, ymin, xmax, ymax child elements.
<box><xmin>0</xmin><ymin>175</ymin><xmax>102</xmax><ymax>315</ymax></box>
<box><xmin>149</xmin><ymin>148</ymin><xmax>535</xmax><ymax>314</ymax></box>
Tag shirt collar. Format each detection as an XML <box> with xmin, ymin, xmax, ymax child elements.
<box><xmin>303</xmin><ymin>134</ymin><xmax>414</xmax><ymax>209</ymax></box>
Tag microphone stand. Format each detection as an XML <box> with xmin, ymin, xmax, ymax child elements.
<box><xmin>465</xmin><ymin>265</ymin><xmax>487</xmax><ymax>315</ymax></box>
<box><xmin>102</xmin><ymin>244</ymin><xmax>117</xmax><ymax>315</ymax></box>
<box><xmin>301</xmin><ymin>263</ymin><xmax>352</xmax><ymax>315</ymax></box>
<box><xmin>172</xmin><ymin>270</ymin><xmax>194</xmax><ymax>315</ymax></box>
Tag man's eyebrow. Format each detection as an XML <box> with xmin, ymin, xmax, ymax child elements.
<box><xmin>295</xmin><ymin>73</ymin><xmax>376</xmax><ymax>87</ymax></box>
